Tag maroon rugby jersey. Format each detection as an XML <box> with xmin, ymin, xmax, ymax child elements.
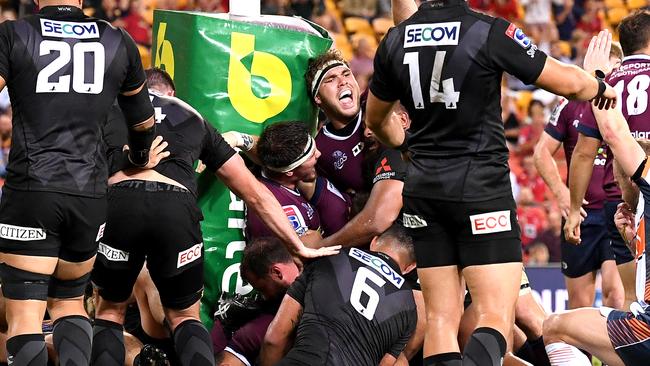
<box><xmin>545</xmin><ymin>99</ymin><xmax>606</xmax><ymax>210</ymax></box>
<box><xmin>578</xmin><ymin>56</ymin><xmax>650</xmax><ymax>201</ymax></box>
<box><xmin>245</xmin><ymin>176</ymin><xmax>320</xmax><ymax>239</ymax></box>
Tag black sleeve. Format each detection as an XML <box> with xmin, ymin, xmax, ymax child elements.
<box><xmin>200</xmin><ymin>121</ymin><xmax>237</xmax><ymax>172</ymax></box>
<box><xmin>388</xmin><ymin>308</ymin><xmax>417</xmax><ymax>358</ymax></box>
<box><xmin>286</xmin><ymin>265</ymin><xmax>312</xmax><ymax>306</ymax></box>
<box><xmin>119</xmin><ymin>28</ymin><xmax>146</xmax><ymax>93</ymax></box>
<box><xmin>103</xmin><ymin>103</ymin><xmax>130</xmax><ymax>176</ymax></box>
<box><xmin>373</xmin><ymin>148</ymin><xmax>407</xmax><ymax>184</ymax></box>
<box><xmin>369</xmin><ymin>29</ymin><xmax>400</xmax><ymax>102</ymax></box>
<box><xmin>487</xmin><ymin>18</ymin><xmax>547</xmax><ymax>85</ymax></box>
<box><xmin>0</xmin><ymin>21</ymin><xmax>12</xmax><ymax>81</ymax></box>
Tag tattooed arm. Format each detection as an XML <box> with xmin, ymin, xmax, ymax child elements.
<box><xmin>259</xmin><ymin>295</ymin><xmax>304</xmax><ymax>366</ymax></box>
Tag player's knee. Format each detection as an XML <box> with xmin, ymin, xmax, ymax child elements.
<box><xmin>542</xmin><ymin>314</ymin><xmax>565</xmax><ymax>343</ymax></box>
<box><xmin>0</xmin><ymin>263</ymin><xmax>50</xmax><ymax>300</ymax></box>
<box><xmin>48</xmin><ymin>272</ymin><xmax>91</xmax><ymax>299</ymax></box>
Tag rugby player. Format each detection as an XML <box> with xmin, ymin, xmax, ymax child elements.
<box><xmin>259</xmin><ymin>224</ymin><xmax>418</xmax><ymax>366</ymax></box>
<box><xmin>90</xmin><ymin>69</ymin><xmax>339</xmax><ymax>366</ymax></box>
<box><xmin>534</xmin><ymin>43</ymin><xmax>625</xmax><ymax>310</ymax></box>
<box><xmin>366</xmin><ymin>0</ymin><xmax>617</xmax><ymax>364</ymax></box>
<box><xmin>0</xmin><ymin>0</ymin><xmax>160</xmax><ymax>363</ymax></box>
<box><xmin>565</xmin><ymin>10</ymin><xmax>650</xmax><ymax>309</ymax></box>
<box><xmin>543</xmin><ymin>27</ymin><xmax>650</xmax><ymax>366</ymax></box>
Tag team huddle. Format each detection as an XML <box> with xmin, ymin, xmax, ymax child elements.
<box><xmin>0</xmin><ymin>0</ymin><xmax>649</xmax><ymax>365</ymax></box>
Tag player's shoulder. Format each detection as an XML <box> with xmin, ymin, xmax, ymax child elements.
<box><xmin>152</xmin><ymin>91</ymin><xmax>204</xmax><ymax>121</ymax></box>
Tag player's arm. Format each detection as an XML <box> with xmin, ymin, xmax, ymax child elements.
<box><xmin>391</xmin><ymin>0</ymin><xmax>417</xmax><ymax>24</ymax></box>
<box><xmin>216</xmin><ymin>154</ymin><xmax>340</xmax><ymax>259</ymax></box>
<box><xmin>614</xmin><ymin>158</ymin><xmax>640</xmax><ymax>209</ymax></box>
<box><xmin>535</xmin><ymin>57</ymin><xmax>614</xmax><ymax>103</ymax></box>
<box><xmin>400</xmin><ymin>290</ymin><xmax>425</xmax><ymax>361</ymax></box>
<box><xmin>259</xmin><ymin>295</ymin><xmax>303</xmax><ymax>366</ymax></box>
<box><xmin>534</xmin><ymin>132</ymin><xmax>586</xmax><ymax>218</ymax></box>
<box><xmin>217</xmin><ymin>351</ymin><xmax>246</xmax><ymax>366</ymax></box>
<box><xmin>564</xmin><ymin>133</ymin><xmax>600</xmax><ymax>244</ymax></box>
<box><xmin>320</xmin><ymin>179</ymin><xmax>403</xmax><ymax>247</ymax></box>
<box><xmin>379</xmin><ymin>354</ymin><xmax>398</xmax><ymax>366</ymax></box>
<box><xmin>366</xmin><ymin>93</ymin><xmax>404</xmax><ymax>148</ymax></box>
<box><xmin>0</xmin><ymin>76</ymin><xmax>5</xmax><ymax>91</ymax></box>
<box><xmin>591</xmin><ymin>105</ymin><xmax>646</xmax><ymax>180</ymax></box>
<box><xmin>222</xmin><ymin>131</ymin><xmax>262</xmax><ymax>165</ymax></box>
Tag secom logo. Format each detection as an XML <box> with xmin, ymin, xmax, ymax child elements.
<box><xmin>404</xmin><ymin>22</ymin><xmax>461</xmax><ymax>48</ymax></box>
<box><xmin>41</xmin><ymin>19</ymin><xmax>99</xmax><ymax>39</ymax></box>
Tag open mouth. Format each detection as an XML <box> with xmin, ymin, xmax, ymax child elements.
<box><xmin>338</xmin><ymin>89</ymin><xmax>353</xmax><ymax>102</ymax></box>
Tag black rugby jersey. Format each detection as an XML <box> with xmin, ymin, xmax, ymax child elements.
<box><xmin>0</xmin><ymin>6</ymin><xmax>146</xmax><ymax>197</ymax></box>
<box><xmin>281</xmin><ymin>247</ymin><xmax>417</xmax><ymax>365</ymax></box>
<box><xmin>370</xmin><ymin>0</ymin><xmax>547</xmax><ymax>201</ymax></box>
<box><xmin>105</xmin><ymin>92</ymin><xmax>236</xmax><ymax>197</ymax></box>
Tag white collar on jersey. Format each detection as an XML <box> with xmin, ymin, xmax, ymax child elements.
<box><xmin>322</xmin><ymin>112</ymin><xmax>363</xmax><ymax>141</ymax></box>
<box><xmin>622</xmin><ymin>54</ymin><xmax>650</xmax><ymax>62</ymax></box>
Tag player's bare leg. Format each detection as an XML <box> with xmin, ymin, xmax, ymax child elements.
<box><xmin>543</xmin><ymin>308</ymin><xmax>623</xmax><ymax>366</ymax></box>
<box><xmin>418</xmin><ymin>265</ymin><xmax>464</xmax><ymax>365</ymax></box>
<box><xmin>462</xmin><ymin>262</ymin><xmax>521</xmax><ymax>366</ymax></box>
<box><xmin>601</xmin><ymin>260</ymin><xmax>624</xmax><ymax>309</ymax></box>
<box><xmin>618</xmin><ymin>261</ymin><xmax>637</xmax><ymax>308</ymax></box>
<box><xmin>565</xmin><ymin>272</ymin><xmax>597</xmax><ymax>309</ymax></box>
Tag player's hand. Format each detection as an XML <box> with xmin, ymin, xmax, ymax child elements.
<box><xmin>144</xmin><ymin>136</ymin><xmax>170</xmax><ymax>169</ymax></box>
<box><xmin>615</xmin><ymin>202</ymin><xmax>637</xmax><ymax>256</ymax></box>
<box><xmin>583</xmin><ymin>29</ymin><xmax>613</xmax><ymax>75</ymax></box>
<box><xmin>556</xmin><ymin>186</ymin><xmax>588</xmax><ymax>219</ymax></box>
<box><xmin>222</xmin><ymin>131</ymin><xmax>240</xmax><ymax>149</ymax></box>
<box><xmin>584</xmin><ymin>30</ymin><xmax>618</xmax><ymax>110</ymax></box>
<box><xmin>295</xmin><ymin>244</ymin><xmax>341</xmax><ymax>260</ymax></box>
<box><xmin>563</xmin><ymin>211</ymin><xmax>583</xmax><ymax>244</ymax></box>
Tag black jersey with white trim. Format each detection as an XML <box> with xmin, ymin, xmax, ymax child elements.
<box><xmin>105</xmin><ymin>92</ymin><xmax>236</xmax><ymax>197</ymax></box>
<box><xmin>370</xmin><ymin>0</ymin><xmax>547</xmax><ymax>201</ymax></box>
<box><xmin>283</xmin><ymin>247</ymin><xmax>416</xmax><ymax>365</ymax></box>
<box><xmin>0</xmin><ymin>6</ymin><xmax>146</xmax><ymax>197</ymax></box>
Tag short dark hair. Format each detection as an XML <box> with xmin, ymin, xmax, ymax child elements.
<box><xmin>376</xmin><ymin>224</ymin><xmax>415</xmax><ymax>264</ymax></box>
<box><xmin>305</xmin><ymin>49</ymin><xmax>349</xmax><ymax>101</ymax></box>
<box><xmin>618</xmin><ymin>10</ymin><xmax>650</xmax><ymax>56</ymax></box>
<box><xmin>257</xmin><ymin>121</ymin><xmax>310</xmax><ymax>171</ymax></box>
<box><xmin>240</xmin><ymin>237</ymin><xmax>293</xmax><ymax>282</ymax></box>
<box><xmin>145</xmin><ymin>67</ymin><xmax>175</xmax><ymax>91</ymax></box>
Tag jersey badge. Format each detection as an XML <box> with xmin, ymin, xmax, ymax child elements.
<box><xmin>332</xmin><ymin>150</ymin><xmax>348</xmax><ymax>170</ymax></box>
<box><xmin>505</xmin><ymin>23</ymin><xmax>532</xmax><ymax>49</ymax></box>
<box><xmin>404</xmin><ymin>22</ymin><xmax>461</xmax><ymax>48</ymax></box>
<box><xmin>284</xmin><ymin>205</ymin><xmax>308</xmax><ymax>235</ymax></box>
<box><xmin>98</xmin><ymin>242</ymin><xmax>129</xmax><ymax>262</ymax></box>
<box><xmin>177</xmin><ymin>242</ymin><xmax>203</xmax><ymax>268</ymax></box>
<box><xmin>403</xmin><ymin>213</ymin><xmax>427</xmax><ymax>228</ymax></box>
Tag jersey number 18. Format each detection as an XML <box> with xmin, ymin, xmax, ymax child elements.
<box><xmin>35</xmin><ymin>40</ymin><xmax>105</xmax><ymax>94</ymax></box>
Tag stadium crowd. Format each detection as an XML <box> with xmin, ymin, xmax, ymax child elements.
<box><xmin>0</xmin><ymin>0</ymin><xmax>649</xmax><ymax>365</ymax></box>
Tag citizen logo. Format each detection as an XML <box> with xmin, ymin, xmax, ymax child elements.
<box><xmin>402</xmin><ymin>213</ymin><xmax>428</xmax><ymax>228</ymax></box>
<box><xmin>0</xmin><ymin>224</ymin><xmax>46</xmax><ymax>241</ymax></box>
<box><xmin>177</xmin><ymin>242</ymin><xmax>203</xmax><ymax>268</ymax></box>
<box><xmin>470</xmin><ymin>210</ymin><xmax>512</xmax><ymax>235</ymax></box>
<box><xmin>98</xmin><ymin>242</ymin><xmax>129</xmax><ymax>262</ymax></box>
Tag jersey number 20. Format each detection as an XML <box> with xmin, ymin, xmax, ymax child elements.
<box><xmin>403</xmin><ymin>51</ymin><xmax>460</xmax><ymax>110</ymax></box>
<box><xmin>350</xmin><ymin>267</ymin><xmax>386</xmax><ymax>321</ymax></box>
<box><xmin>35</xmin><ymin>40</ymin><xmax>105</xmax><ymax>94</ymax></box>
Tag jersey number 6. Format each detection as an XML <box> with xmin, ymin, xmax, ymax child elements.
<box><xmin>36</xmin><ymin>40</ymin><xmax>105</xmax><ymax>94</ymax></box>
<box><xmin>350</xmin><ymin>267</ymin><xmax>386</xmax><ymax>321</ymax></box>
<box><xmin>403</xmin><ymin>51</ymin><xmax>460</xmax><ymax>110</ymax></box>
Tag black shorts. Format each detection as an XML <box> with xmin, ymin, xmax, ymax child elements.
<box><xmin>561</xmin><ymin>208</ymin><xmax>615</xmax><ymax>278</ymax></box>
<box><xmin>0</xmin><ymin>187</ymin><xmax>106</xmax><ymax>262</ymax></box>
<box><xmin>402</xmin><ymin>195</ymin><xmax>522</xmax><ymax>268</ymax></box>
<box><xmin>91</xmin><ymin>180</ymin><xmax>204</xmax><ymax>310</ymax></box>
<box><xmin>605</xmin><ymin>200</ymin><xmax>635</xmax><ymax>265</ymax></box>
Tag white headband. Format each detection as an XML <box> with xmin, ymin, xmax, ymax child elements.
<box><xmin>310</xmin><ymin>60</ymin><xmax>349</xmax><ymax>99</ymax></box>
<box><xmin>266</xmin><ymin>136</ymin><xmax>316</xmax><ymax>173</ymax></box>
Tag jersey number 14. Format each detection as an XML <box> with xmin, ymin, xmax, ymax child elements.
<box><xmin>403</xmin><ymin>51</ymin><xmax>459</xmax><ymax>110</ymax></box>
<box><xmin>35</xmin><ymin>40</ymin><xmax>105</xmax><ymax>94</ymax></box>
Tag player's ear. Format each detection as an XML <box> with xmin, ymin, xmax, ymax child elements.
<box><xmin>369</xmin><ymin>236</ymin><xmax>379</xmax><ymax>251</ymax></box>
<box><xmin>314</xmin><ymin>94</ymin><xmax>322</xmax><ymax>106</ymax></box>
<box><xmin>270</xmin><ymin>265</ymin><xmax>283</xmax><ymax>280</ymax></box>
<box><xmin>403</xmin><ymin>262</ymin><xmax>416</xmax><ymax>275</ymax></box>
